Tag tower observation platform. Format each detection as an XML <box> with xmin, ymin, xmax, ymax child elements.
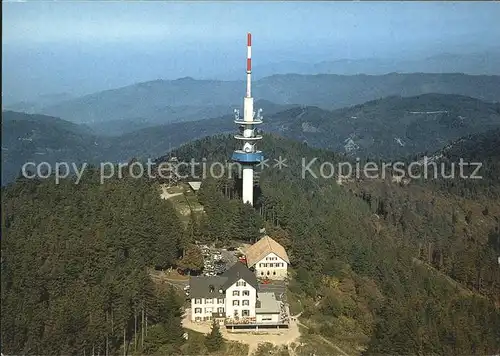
<box><xmin>231</xmin><ymin>33</ymin><xmax>264</xmax><ymax>205</ymax></box>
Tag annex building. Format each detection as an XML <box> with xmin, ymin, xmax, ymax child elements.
<box><xmin>244</xmin><ymin>235</ymin><xmax>289</xmax><ymax>280</ymax></box>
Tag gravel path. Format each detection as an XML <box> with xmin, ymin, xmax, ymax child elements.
<box><xmin>182</xmin><ymin>309</ymin><xmax>301</xmax><ymax>356</ymax></box>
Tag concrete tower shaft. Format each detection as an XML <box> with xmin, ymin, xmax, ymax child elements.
<box><xmin>231</xmin><ymin>33</ymin><xmax>264</xmax><ymax>206</ymax></box>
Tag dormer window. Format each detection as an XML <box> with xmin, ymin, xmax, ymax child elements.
<box><xmin>218</xmin><ymin>289</ymin><xmax>223</xmax><ymax>294</ymax></box>
<box><xmin>209</xmin><ymin>285</ymin><xmax>215</xmax><ymax>293</ymax></box>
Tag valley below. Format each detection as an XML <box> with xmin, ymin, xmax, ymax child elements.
<box><xmin>3</xmin><ymin>83</ymin><xmax>500</xmax><ymax>185</ymax></box>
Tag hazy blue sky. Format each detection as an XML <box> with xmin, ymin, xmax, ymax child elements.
<box><xmin>3</xmin><ymin>1</ymin><xmax>499</xmax><ymax>103</ymax></box>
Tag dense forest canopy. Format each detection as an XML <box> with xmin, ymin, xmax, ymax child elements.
<box><xmin>2</xmin><ymin>132</ymin><xmax>500</xmax><ymax>355</ymax></box>
<box><xmin>1</xmin><ymin>173</ymin><xmax>186</xmax><ymax>355</ymax></box>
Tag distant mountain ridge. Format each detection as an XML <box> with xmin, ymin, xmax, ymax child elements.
<box><xmin>216</xmin><ymin>51</ymin><xmax>500</xmax><ymax>79</ymax></box>
<box><xmin>4</xmin><ymin>93</ymin><xmax>75</xmax><ymax>114</ymax></box>
<box><xmin>29</xmin><ymin>73</ymin><xmax>500</xmax><ymax>126</ymax></box>
<box><xmin>82</xmin><ymin>99</ymin><xmax>298</xmax><ymax>136</ymax></box>
<box><xmin>2</xmin><ymin>93</ymin><xmax>500</xmax><ymax>184</ymax></box>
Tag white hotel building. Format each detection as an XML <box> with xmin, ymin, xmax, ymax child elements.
<box><xmin>189</xmin><ymin>262</ymin><xmax>286</xmax><ymax>327</ymax></box>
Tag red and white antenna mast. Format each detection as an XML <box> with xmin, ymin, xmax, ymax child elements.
<box><xmin>246</xmin><ymin>32</ymin><xmax>252</xmax><ymax>98</ymax></box>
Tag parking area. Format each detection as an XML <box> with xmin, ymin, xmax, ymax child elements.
<box><xmin>199</xmin><ymin>244</ymin><xmax>239</xmax><ymax>277</ymax></box>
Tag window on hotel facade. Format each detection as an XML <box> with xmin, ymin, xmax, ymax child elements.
<box><xmin>218</xmin><ymin>298</ymin><xmax>224</xmax><ymax>304</ymax></box>
<box><xmin>232</xmin><ymin>291</ymin><xmax>239</xmax><ymax>296</ymax></box>
<box><xmin>206</xmin><ymin>298</ymin><xmax>213</xmax><ymax>304</ymax></box>
<box><xmin>236</xmin><ymin>281</ymin><xmax>247</xmax><ymax>287</ymax></box>
<box><xmin>242</xmin><ymin>290</ymin><xmax>250</xmax><ymax>296</ymax></box>
<box><xmin>233</xmin><ymin>300</ymin><xmax>240</xmax><ymax>306</ymax></box>
<box><xmin>242</xmin><ymin>310</ymin><xmax>250</xmax><ymax>316</ymax></box>
<box><xmin>195</xmin><ymin>299</ymin><xmax>201</xmax><ymax>304</ymax></box>
<box><xmin>242</xmin><ymin>300</ymin><xmax>249</xmax><ymax>306</ymax></box>
<box><xmin>195</xmin><ymin>308</ymin><xmax>202</xmax><ymax>314</ymax></box>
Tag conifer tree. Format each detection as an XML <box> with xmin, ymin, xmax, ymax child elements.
<box><xmin>204</xmin><ymin>320</ymin><xmax>224</xmax><ymax>352</ymax></box>
<box><xmin>177</xmin><ymin>244</ymin><xmax>204</xmax><ymax>275</ymax></box>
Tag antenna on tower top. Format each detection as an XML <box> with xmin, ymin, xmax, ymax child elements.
<box><xmin>246</xmin><ymin>32</ymin><xmax>252</xmax><ymax>98</ymax></box>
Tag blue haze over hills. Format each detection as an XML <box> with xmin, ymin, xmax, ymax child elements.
<box><xmin>3</xmin><ymin>1</ymin><xmax>500</xmax><ymax>104</ymax></box>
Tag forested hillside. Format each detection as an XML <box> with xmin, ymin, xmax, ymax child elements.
<box><xmin>2</xmin><ymin>100</ymin><xmax>297</xmax><ymax>183</ymax></box>
<box><xmin>1</xmin><ymin>111</ymin><xmax>104</xmax><ymax>185</ymax></box>
<box><xmin>4</xmin><ymin>94</ymin><xmax>499</xmax><ymax>185</ymax></box>
<box><xmin>1</xmin><ymin>171</ymin><xmax>190</xmax><ymax>355</ymax></box>
<box><xmin>168</xmin><ymin>134</ymin><xmax>500</xmax><ymax>354</ymax></box>
<box><xmin>2</xmin><ymin>132</ymin><xmax>500</xmax><ymax>354</ymax></box>
<box><xmin>433</xmin><ymin>128</ymin><xmax>500</xmax><ymax>193</ymax></box>
<box><xmin>98</xmin><ymin>93</ymin><xmax>500</xmax><ymax>161</ymax></box>
<box><xmin>266</xmin><ymin>94</ymin><xmax>500</xmax><ymax>159</ymax></box>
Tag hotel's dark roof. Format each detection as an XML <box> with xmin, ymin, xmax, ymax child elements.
<box><xmin>189</xmin><ymin>276</ymin><xmax>227</xmax><ymax>299</ymax></box>
<box><xmin>189</xmin><ymin>262</ymin><xmax>258</xmax><ymax>298</ymax></box>
<box><xmin>221</xmin><ymin>261</ymin><xmax>258</xmax><ymax>290</ymax></box>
